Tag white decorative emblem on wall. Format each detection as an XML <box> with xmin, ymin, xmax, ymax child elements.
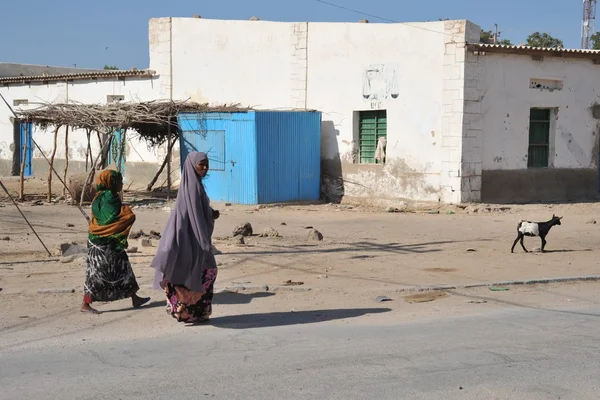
<box><xmin>362</xmin><ymin>64</ymin><xmax>399</xmax><ymax>102</ymax></box>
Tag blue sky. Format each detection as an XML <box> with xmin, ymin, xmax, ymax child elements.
<box><xmin>0</xmin><ymin>0</ymin><xmax>582</xmax><ymax>69</ymax></box>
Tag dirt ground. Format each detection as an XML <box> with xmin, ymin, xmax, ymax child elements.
<box><xmin>2</xmin><ymin>180</ymin><xmax>600</xmax><ymax>351</ymax></box>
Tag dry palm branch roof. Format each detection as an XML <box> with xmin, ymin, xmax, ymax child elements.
<box><xmin>16</xmin><ymin>100</ymin><xmax>250</xmax><ymax>146</ymax></box>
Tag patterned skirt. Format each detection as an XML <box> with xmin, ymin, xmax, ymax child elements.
<box><xmin>84</xmin><ymin>241</ymin><xmax>140</xmax><ymax>303</ymax></box>
<box><xmin>161</xmin><ymin>268</ymin><xmax>218</xmax><ymax>323</ymax></box>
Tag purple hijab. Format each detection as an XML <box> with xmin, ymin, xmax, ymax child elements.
<box><xmin>151</xmin><ymin>151</ymin><xmax>216</xmax><ymax>292</ymax></box>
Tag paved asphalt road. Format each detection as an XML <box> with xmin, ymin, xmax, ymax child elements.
<box><xmin>2</xmin><ymin>306</ymin><xmax>600</xmax><ymax>399</ymax></box>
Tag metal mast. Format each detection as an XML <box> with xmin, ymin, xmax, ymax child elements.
<box><xmin>582</xmin><ymin>0</ymin><xmax>598</xmax><ymax>49</ymax></box>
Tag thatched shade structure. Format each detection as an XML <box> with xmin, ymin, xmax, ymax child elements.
<box><xmin>13</xmin><ymin>99</ymin><xmax>250</xmax><ymax>203</ymax></box>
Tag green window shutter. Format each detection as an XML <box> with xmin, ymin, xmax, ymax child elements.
<box><xmin>527</xmin><ymin>109</ymin><xmax>550</xmax><ymax>168</ymax></box>
<box><xmin>359</xmin><ymin>110</ymin><xmax>387</xmax><ymax>164</ymax></box>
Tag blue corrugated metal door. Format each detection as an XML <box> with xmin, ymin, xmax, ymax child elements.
<box><xmin>19</xmin><ymin>121</ymin><xmax>33</xmax><ymax>177</ymax></box>
<box><xmin>179</xmin><ymin>115</ymin><xmax>229</xmax><ymax>201</ymax></box>
<box><xmin>178</xmin><ymin>112</ymin><xmax>258</xmax><ymax>204</ymax></box>
<box><xmin>297</xmin><ymin>112</ymin><xmax>322</xmax><ymax>201</ymax></box>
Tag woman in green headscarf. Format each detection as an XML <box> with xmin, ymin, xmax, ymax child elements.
<box><xmin>81</xmin><ymin>169</ymin><xmax>150</xmax><ymax>314</ymax></box>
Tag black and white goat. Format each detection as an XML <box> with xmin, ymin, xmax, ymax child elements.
<box><xmin>510</xmin><ymin>214</ymin><xmax>562</xmax><ymax>253</ymax></box>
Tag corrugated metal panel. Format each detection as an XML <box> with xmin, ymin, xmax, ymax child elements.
<box><xmin>467</xmin><ymin>43</ymin><xmax>600</xmax><ymax>56</ymax></box>
<box><xmin>226</xmin><ymin>113</ymin><xmax>258</xmax><ymax>204</ymax></box>
<box><xmin>255</xmin><ymin>111</ymin><xmax>322</xmax><ymax>203</ymax></box>
<box><xmin>178</xmin><ymin>112</ymin><xmax>258</xmax><ymax>204</ymax></box>
<box><xmin>0</xmin><ymin>69</ymin><xmax>155</xmax><ymax>84</ymax></box>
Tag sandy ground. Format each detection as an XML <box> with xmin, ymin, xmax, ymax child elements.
<box><xmin>2</xmin><ymin>181</ymin><xmax>600</xmax><ymax>350</ymax></box>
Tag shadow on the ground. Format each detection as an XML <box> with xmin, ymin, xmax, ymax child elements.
<box><xmin>223</xmin><ymin>239</ymin><xmax>493</xmax><ymax>257</ymax></box>
<box><xmin>204</xmin><ymin>308</ymin><xmax>391</xmax><ymax>329</ymax></box>
<box><xmin>101</xmin><ymin>300</ymin><xmax>166</xmax><ymax>314</ymax></box>
<box><xmin>541</xmin><ymin>249</ymin><xmax>593</xmax><ymax>253</ymax></box>
<box><xmin>213</xmin><ymin>291</ymin><xmax>275</xmax><ymax>305</ymax></box>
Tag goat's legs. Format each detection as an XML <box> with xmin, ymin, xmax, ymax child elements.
<box><xmin>511</xmin><ymin>234</ymin><xmax>524</xmax><ymax>253</ymax></box>
<box><xmin>519</xmin><ymin>235</ymin><xmax>528</xmax><ymax>252</ymax></box>
<box><xmin>540</xmin><ymin>236</ymin><xmax>547</xmax><ymax>253</ymax></box>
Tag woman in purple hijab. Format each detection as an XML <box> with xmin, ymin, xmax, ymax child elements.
<box><xmin>151</xmin><ymin>151</ymin><xmax>220</xmax><ymax>323</ymax></box>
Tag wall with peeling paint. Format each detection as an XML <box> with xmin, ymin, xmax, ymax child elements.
<box><xmin>475</xmin><ymin>52</ymin><xmax>600</xmax><ymax>203</ymax></box>
<box><xmin>306</xmin><ymin>21</ymin><xmax>447</xmax><ymax>203</ymax></box>
<box><xmin>149</xmin><ymin>17</ymin><xmax>478</xmax><ymax>204</ymax></box>
<box><xmin>0</xmin><ymin>77</ymin><xmax>165</xmax><ymax>188</ymax></box>
<box><xmin>479</xmin><ymin>53</ymin><xmax>600</xmax><ymax>170</ymax></box>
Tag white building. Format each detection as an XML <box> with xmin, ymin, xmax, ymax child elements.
<box><xmin>0</xmin><ymin>68</ymin><xmax>166</xmax><ymax>188</ymax></box>
<box><xmin>2</xmin><ymin>18</ymin><xmax>600</xmax><ymax>204</ymax></box>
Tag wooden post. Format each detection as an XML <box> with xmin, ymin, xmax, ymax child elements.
<box><xmin>47</xmin><ymin>125</ymin><xmax>60</xmax><ymax>202</ymax></box>
<box><xmin>18</xmin><ymin>120</ymin><xmax>28</xmax><ymax>201</ymax></box>
<box><xmin>62</xmin><ymin>125</ymin><xmax>69</xmax><ymax>196</ymax></box>
<box><xmin>147</xmin><ymin>136</ymin><xmax>178</xmax><ymax>191</ymax></box>
<box><xmin>85</xmin><ymin>129</ymin><xmax>92</xmax><ymax>172</ymax></box>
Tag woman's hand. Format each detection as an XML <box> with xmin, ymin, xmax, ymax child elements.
<box><xmin>212</xmin><ymin>209</ymin><xmax>220</xmax><ymax>220</ymax></box>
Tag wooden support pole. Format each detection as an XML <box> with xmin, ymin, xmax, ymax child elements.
<box><xmin>146</xmin><ymin>136</ymin><xmax>178</xmax><ymax>191</ymax></box>
<box><xmin>47</xmin><ymin>125</ymin><xmax>60</xmax><ymax>202</ymax></box>
<box><xmin>62</xmin><ymin>125</ymin><xmax>69</xmax><ymax>196</ymax></box>
<box><xmin>0</xmin><ymin>180</ymin><xmax>52</xmax><ymax>257</ymax></box>
<box><xmin>85</xmin><ymin>129</ymin><xmax>91</xmax><ymax>172</ymax></box>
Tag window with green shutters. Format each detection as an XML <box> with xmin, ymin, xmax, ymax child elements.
<box><xmin>527</xmin><ymin>108</ymin><xmax>551</xmax><ymax>168</ymax></box>
<box><xmin>358</xmin><ymin>110</ymin><xmax>387</xmax><ymax>164</ymax></box>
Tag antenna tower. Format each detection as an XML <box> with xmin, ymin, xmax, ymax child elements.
<box><xmin>582</xmin><ymin>0</ymin><xmax>598</xmax><ymax>49</ymax></box>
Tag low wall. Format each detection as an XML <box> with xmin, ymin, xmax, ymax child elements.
<box><xmin>481</xmin><ymin>169</ymin><xmax>599</xmax><ymax>204</ymax></box>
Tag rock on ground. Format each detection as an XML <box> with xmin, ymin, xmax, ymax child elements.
<box><xmin>307</xmin><ymin>229</ymin><xmax>323</xmax><ymax>241</ymax></box>
<box><xmin>259</xmin><ymin>227</ymin><xmax>280</xmax><ymax>238</ymax></box>
<box><xmin>212</xmin><ymin>244</ymin><xmax>222</xmax><ymax>255</ymax></box>
<box><xmin>233</xmin><ymin>222</ymin><xmax>253</xmax><ymax>237</ymax></box>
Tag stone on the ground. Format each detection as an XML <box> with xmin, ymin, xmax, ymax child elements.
<box><xmin>66</xmin><ymin>223</ymin><xmax>75</xmax><ymax>228</ymax></box>
<box><xmin>307</xmin><ymin>229</ymin><xmax>323</xmax><ymax>241</ymax></box>
<box><xmin>129</xmin><ymin>230</ymin><xmax>144</xmax><ymax>239</ymax></box>
<box><xmin>1</xmin><ymin>236</ymin><xmax>10</xmax><ymax>241</ymax></box>
<box><xmin>385</xmin><ymin>207</ymin><xmax>398</xmax><ymax>213</ymax></box>
<box><xmin>376</xmin><ymin>296</ymin><xmax>393</xmax><ymax>303</ymax></box>
<box><xmin>466</xmin><ymin>248</ymin><xmax>476</xmax><ymax>252</ymax></box>
<box><xmin>233</xmin><ymin>222</ymin><xmax>253</xmax><ymax>237</ymax></box>
<box><xmin>57</xmin><ymin>242</ymin><xmax>87</xmax><ymax>257</ymax></box>
<box><xmin>141</xmin><ymin>238</ymin><xmax>153</xmax><ymax>247</ymax></box>
<box><xmin>259</xmin><ymin>227</ymin><xmax>280</xmax><ymax>238</ymax></box>
<box><xmin>212</xmin><ymin>244</ymin><xmax>222</xmax><ymax>255</ymax></box>
<box><xmin>586</xmin><ymin>218</ymin><xmax>597</xmax><ymax>224</ymax></box>
<box><xmin>127</xmin><ymin>246</ymin><xmax>139</xmax><ymax>254</ymax></box>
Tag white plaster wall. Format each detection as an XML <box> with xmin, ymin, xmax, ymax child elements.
<box><xmin>479</xmin><ymin>53</ymin><xmax>600</xmax><ymax>170</ymax></box>
<box><xmin>0</xmin><ymin>77</ymin><xmax>162</xmax><ymax>184</ymax></box>
<box><xmin>168</xmin><ymin>18</ymin><xmax>299</xmax><ymax>108</ymax></box>
<box><xmin>306</xmin><ymin>21</ymin><xmax>448</xmax><ymax>201</ymax></box>
<box><xmin>150</xmin><ymin>18</ymin><xmax>468</xmax><ymax>202</ymax></box>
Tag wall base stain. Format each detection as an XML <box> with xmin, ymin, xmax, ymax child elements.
<box><xmin>482</xmin><ymin>169</ymin><xmax>599</xmax><ymax>204</ymax></box>
<box><xmin>321</xmin><ymin>157</ymin><xmax>440</xmax><ymax>203</ymax></box>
